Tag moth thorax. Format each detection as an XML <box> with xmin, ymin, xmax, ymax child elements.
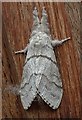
<box><xmin>31</xmin><ymin>24</ymin><xmax>50</xmax><ymax>36</ymax></box>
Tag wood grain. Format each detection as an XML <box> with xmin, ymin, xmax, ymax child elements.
<box><xmin>0</xmin><ymin>2</ymin><xmax>2</xmax><ymax>120</ymax></box>
<box><xmin>2</xmin><ymin>2</ymin><xmax>81</xmax><ymax>119</ymax></box>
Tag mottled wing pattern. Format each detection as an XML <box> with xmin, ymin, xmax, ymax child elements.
<box><xmin>19</xmin><ymin>57</ymin><xmax>38</xmax><ymax>109</ymax></box>
<box><xmin>38</xmin><ymin>48</ymin><xmax>63</xmax><ymax>109</ymax></box>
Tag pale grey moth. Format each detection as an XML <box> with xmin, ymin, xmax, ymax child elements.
<box><xmin>15</xmin><ymin>7</ymin><xmax>70</xmax><ymax>110</ymax></box>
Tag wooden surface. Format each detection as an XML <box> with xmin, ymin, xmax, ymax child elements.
<box><xmin>0</xmin><ymin>2</ymin><xmax>2</xmax><ymax>120</ymax></box>
<box><xmin>2</xmin><ymin>2</ymin><xmax>81</xmax><ymax>119</ymax></box>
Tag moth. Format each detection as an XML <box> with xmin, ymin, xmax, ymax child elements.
<box><xmin>15</xmin><ymin>7</ymin><xmax>70</xmax><ymax>110</ymax></box>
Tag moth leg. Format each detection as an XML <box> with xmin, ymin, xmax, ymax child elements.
<box><xmin>15</xmin><ymin>45</ymin><xmax>28</xmax><ymax>54</ymax></box>
<box><xmin>51</xmin><ymin>37</ymin><xmax>70</xmax><ymax>47</ymax></box>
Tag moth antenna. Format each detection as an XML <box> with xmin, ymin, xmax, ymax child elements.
<box><xmin>41</xmin><ymin>7</ymin><xmax>50</xmax><ymax>34</ymax></box>
<box><xmin>32</xmin><ymin>7</ymin><xmax>39</xmax><ymax>28</ymax></box>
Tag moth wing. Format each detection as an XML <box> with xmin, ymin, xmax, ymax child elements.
<box><xmin>38</xmin><ymin>55</ymin><xmax>63</xmax><ymax>109</ymax></box>
<box><xmin>19</xmin><ymin>57</ymin><xmax>37</xmax><ymax>110</ymax></box>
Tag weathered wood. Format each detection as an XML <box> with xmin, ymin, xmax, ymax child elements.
<box><xmin>2</xmin><ymin>2</ymin><xmax>80</xmax><ymax>119</ymax></box>
<box><xmin>0</xmin><ymin>2</ymin><xmax>2</xmax><ymax>120</ymax></box>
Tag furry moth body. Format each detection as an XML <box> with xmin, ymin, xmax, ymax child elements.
<box><xmin>15</xmin><ymin>7</ymin><xmax>70</xmax><ymax>110</ymax></box>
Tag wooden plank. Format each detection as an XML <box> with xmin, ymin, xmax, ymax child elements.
<box><xmin>2</xmin><ymin>2</ymin><xmax>80</xmax><ymax>119</ymax></box>
<box><xmin>0</xmin><ymin>2</ymin><xmax>2</xmax><ymax>120</ymax></box>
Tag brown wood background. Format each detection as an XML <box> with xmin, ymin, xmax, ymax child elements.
<box><xmin>0</xmin><ymin>2</ymin><xmax>2</xmax><ymax>120</ymax></box>
<box><xmin>2</xmin><ymin>2</ymin><xmax>81</xmax><ymax>119</ymax></box>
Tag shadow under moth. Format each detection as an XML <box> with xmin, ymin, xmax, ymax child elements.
<box><xmin>14</xmin><ymin>7</ymin><xmax>70</xmax><ymax>110</ymax></box>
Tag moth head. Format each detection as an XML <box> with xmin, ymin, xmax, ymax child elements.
<box><xmin>31</xmin><ymin>7</ymin><xmax>50</xmax><ymax>37</ymax></box>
